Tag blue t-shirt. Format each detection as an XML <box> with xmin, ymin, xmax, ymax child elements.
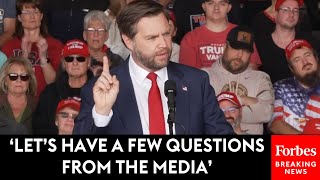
<box><xmin>0</xmin><ymin>0</ymin><xmax>16</xmax><ymax>34</ymax></box>
<box><xmin>0</xmin><ymin>51</ymin><xmax>7</xmax><ymax>68</ymax></box>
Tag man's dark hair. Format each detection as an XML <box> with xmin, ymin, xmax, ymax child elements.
<box><xmin>117</xmin><ymin>0</ymin><xmax>168</xmax><ymax>39</ymax></box>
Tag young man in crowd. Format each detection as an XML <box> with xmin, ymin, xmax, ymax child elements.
<box><xmin>202</xmin><ymin>25</ymin><xmax>274</xmax><ymax>134</ymax></box>
<box><xmin>271</xmin><ymin>39</ymin><xmax>320</xmax><ymax>134</ymax></box>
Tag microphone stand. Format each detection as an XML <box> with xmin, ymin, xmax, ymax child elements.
<box><xmin>167</xmin><ymin>107</ymin><xmax>175</xmax><ymax>135</ymax></box>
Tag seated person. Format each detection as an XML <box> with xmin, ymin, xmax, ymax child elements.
<box><xmin>55</xmin><ymin>98</ymin><xmax>81</xmax><ymax>135</ymax></box>
<box><xmin>0</xmin><ymin>115</ymin><xmax>28</xmax><ymax>134</ymax></box>
<box><xmin>217</xmin><ymin>91</ymin><xmax>247</xmax><ymax>135</ymax></box>
<box><xmin>33</xmin><ymin>39</ymin><xmax>93</xmax><ymax>134</ymax></box>
<box><xmin>270</xmin><ymin>39</ymin><xmax>320</xmax><ymax>134</ymax></box>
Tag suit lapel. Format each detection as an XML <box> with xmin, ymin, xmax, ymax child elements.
<box><xmin>115</xmin><ymin>61</ymin><xmax>143</xmax><ymax>134</ymax></box>
<box><xmin>167</xmin><ymin>62</ymin><xmax>190</xmax><ymax>135</ymax></box>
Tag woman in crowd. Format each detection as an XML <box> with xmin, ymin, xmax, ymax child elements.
<box><xmin>2</xmin><ymin>0</ymin><xmax>63</xmax><ymax>97</ymax></box>
<box><xmin>0</xmin><ymin>57</ymin><xmax>37</xmax><ymax>134</ymax></box>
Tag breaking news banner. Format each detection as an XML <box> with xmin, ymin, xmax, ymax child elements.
<box><xmin>271</xmin><ymin>135</ymin><xmax>320</xmax><ymax>180</ymax></box>
<box><xmin>0</xmin><ymin>136</ymin><xmax>270</xmax><ymax>179</ymax></box>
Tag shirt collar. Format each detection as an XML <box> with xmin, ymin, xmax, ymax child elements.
<box><xmin>128</xmin><ymin>54</ymin><xmax>168</xmax><ymax>85</ymax></box>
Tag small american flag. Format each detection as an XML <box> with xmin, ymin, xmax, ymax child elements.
<box><xmin>182</xmin><ymin>85</ymin><xmax>188</xmax><ymax>91</ymax></box>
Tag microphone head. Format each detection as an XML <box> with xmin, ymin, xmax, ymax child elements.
<box><xmin>164</xmin><ymin>80</ymin><xmax>176</xmax><ymax>96</ymax></box>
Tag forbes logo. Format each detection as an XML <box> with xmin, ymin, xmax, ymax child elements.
<box><xmin>275</xmin><ymin>145</ymin><xmax>317</xmax><ymax>156</ymax></box>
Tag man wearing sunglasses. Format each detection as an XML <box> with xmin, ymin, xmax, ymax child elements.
<box><xmin>217</xmin><ymin>91</ymin><xmax>247</xmax><ymax>135</ymax></box>
<box><xmin>55</xmin><ymin>98</ymin><xmax>81</xmax><ymax>135</ymax></box>
<box><xmin>33</xmin><ymin>39</ymin><xmax>94</xmax><ymax>134</ymax></box>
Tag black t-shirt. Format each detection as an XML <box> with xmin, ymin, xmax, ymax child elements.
<box><xmin>256</xmin><ymin>32</ymin><xmax>320</xmax><ymax>84</ymax></box>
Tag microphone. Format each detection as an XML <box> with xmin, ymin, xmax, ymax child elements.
<box><xmin>165</xmin><ymin>80</ymin><xmax>176</xmax><ymax>110</ymax></box>
<box><xmin>165</xmin><ymin>80</ymin><xmax>176</xmax><ymax>135</ymax></box>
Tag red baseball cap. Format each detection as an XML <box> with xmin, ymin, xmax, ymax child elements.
<box><xmin>285</xmin><ymin>39</ymin><xmax>312</xmax><ymax>59</ymax></box>
<box><xmin>61</xmin><ymin>39</ymin><xmax>90</xmax><ymax>58</ymax></box>
<box><xmin>56</xmin><ymin>98</ymin><xmax>81</xmax><ymax>113</ymax></box>
<box><xmin>217</xmin><ymin>91</ymin><xmax>241</xmax><ymax>108</ymax></box>
<box><xmin>302</xmin><ymin>118</ymin><xmax>320</xmax><ymax>134</ymax></box>
<box><xmin>275</xmin><ymin>0</ymin><xmax>304</xmax><ymax>11</ymax></box>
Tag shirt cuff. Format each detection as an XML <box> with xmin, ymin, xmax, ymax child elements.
<box><xmin>92</xmin><ymin>105</ymin><xmax>113</xmax><ymax>127</ymax></box>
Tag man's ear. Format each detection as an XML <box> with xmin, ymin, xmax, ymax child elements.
<box><xmin>121</xmin><ymin>34</ymin><xmax>133</xmax><ymax>51</ymax></box>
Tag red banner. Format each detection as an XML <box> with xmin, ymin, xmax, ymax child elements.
<box><xmin>272</xmin><ymin>135</ymin><xmax>320</xmax><ymax>180</ymax></box>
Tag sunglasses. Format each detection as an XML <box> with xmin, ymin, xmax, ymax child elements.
<box><xmin>64</xmin><ymin>56</ymin><xmax>86</xmax><ymax>63</ymax></box>
<box><xmin>8</xmin><ymin>73</ymin><xmax>30</xmax><ymax>81</ymax></box>
<box><xmin>58</xmin><ymin>112</ymin><xmax>78</xmax><ymax>119</ymax></box>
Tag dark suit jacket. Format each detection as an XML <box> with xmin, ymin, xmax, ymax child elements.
<box><xmin>73</xmin><ymin>60</ymin><xmax>234</xmax><ymax>135</ymax></box>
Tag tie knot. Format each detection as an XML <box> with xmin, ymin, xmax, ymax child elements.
<box><xmin>147</xmin><ymin>72</ymin><xmax>157</xmax><ymax>82</ymax></box>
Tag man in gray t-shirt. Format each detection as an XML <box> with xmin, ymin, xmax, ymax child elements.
<box><xmin>0</xmin><ymin>0</ymin><xmax>16</xmax><ymax>47</ymax></box>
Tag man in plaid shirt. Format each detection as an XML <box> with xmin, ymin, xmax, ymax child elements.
<box><xmin>271</xmin><ymin>39</ymin><xmax>320</xmax><ymax>134</ymax></box>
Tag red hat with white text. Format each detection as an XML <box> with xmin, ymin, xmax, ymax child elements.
<box><xmin>61</xmin><ymin>39</ymin><xmax>90</xmax><ymax>58</ymax></box>
<box><xmin>56</xmin><ymin>98</ymin><xmax>81</xmax><ymax>113</ymax></box>
<box><xmin>285</xmin><ymin>39</ymin><xmax>312</xmax><ymax>59</ymax></box>
<box><xmin>217</xmin><ymin>91</ymin><xmax>241</xmax><ymax>108</ymax></box>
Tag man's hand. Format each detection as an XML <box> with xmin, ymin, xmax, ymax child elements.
<box><xmin>240</xmin><ymin>96</ymin><xmax>258</xmax><ymax>106</ymax></box>
<box><xmin>93</xmin><ymin>56</ymin><xmax>119</xmax><ymax>115</ymax></box>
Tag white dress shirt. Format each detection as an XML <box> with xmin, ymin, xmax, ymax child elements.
<box><xmin>93</xmin><ymin>55</ymin><xmax>175</xmax><ymax>134</ymax></box>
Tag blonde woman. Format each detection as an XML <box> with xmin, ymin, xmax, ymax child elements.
<box><xmin>0</xmin><ymin>57</ymin><xmax>37</xmax><ymax>134</ymax></box>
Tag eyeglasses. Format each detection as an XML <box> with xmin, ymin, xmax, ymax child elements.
<box><xmin>64</xmin><ymin>56</ymin><xmax>86</xmax><ymax>63</ymax></box>
<box><xmin>21</xmin><ymin>9</ymin><xmax>40</xmax><ymax>15</ymax></box>
<box><xmin>8</xmin><ymin>73</ymin><xmax>30</xmax><ymax>81</ymax></box>
<box><xmin>85</xmin><ymin>27</ymin><xmax>107</xmax><ymax>35</ymax></box>
<box><xmin>278</xmin><ymin>7</ymin><xmax>300</xmax><ymax>15</ymax></box>
<box><xmin>58</xmin><ymin>112</ymin><xmax>78</xmax><ymax>119</ymax></box>
<box><xmin>221</xmin><ymin>107</ymin><xmax>239</xmax><ymax>113</ymax></box>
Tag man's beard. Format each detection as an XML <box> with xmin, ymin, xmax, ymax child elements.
<box><xmin>222</xmin><ymin>58</ymin><xmax>250</xmax><ymax>74</ymax></box>
<box><xmin>132</xmin><ymin>45</ymin><xmax>171</xmax><ymax>71</ymax></box>
<box><xmin>227</xmin><ymin>116</ymin><xmax>242</xmax><ymax>130</ymax></box>
<box><xmin>295</xmin><ymin>67</ymin><xmax>320</xmax><ymax>88</ymax></box>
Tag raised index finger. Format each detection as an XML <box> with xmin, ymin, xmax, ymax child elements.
<box><xmin>103</xmin><ymin>56</ymin><xmax>110</xmax><ymax>75</ymax></box>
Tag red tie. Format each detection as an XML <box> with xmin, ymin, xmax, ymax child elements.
<box><xmin>147</xmin><ymin>72</ymin><xmax>166</xmax><ymax>134</ymax></box>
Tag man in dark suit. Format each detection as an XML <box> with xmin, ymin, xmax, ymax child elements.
<box><xmin>73</xmin><ymin>1</ymin><xmax>234</xmax><ymax>135</ymax></box>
